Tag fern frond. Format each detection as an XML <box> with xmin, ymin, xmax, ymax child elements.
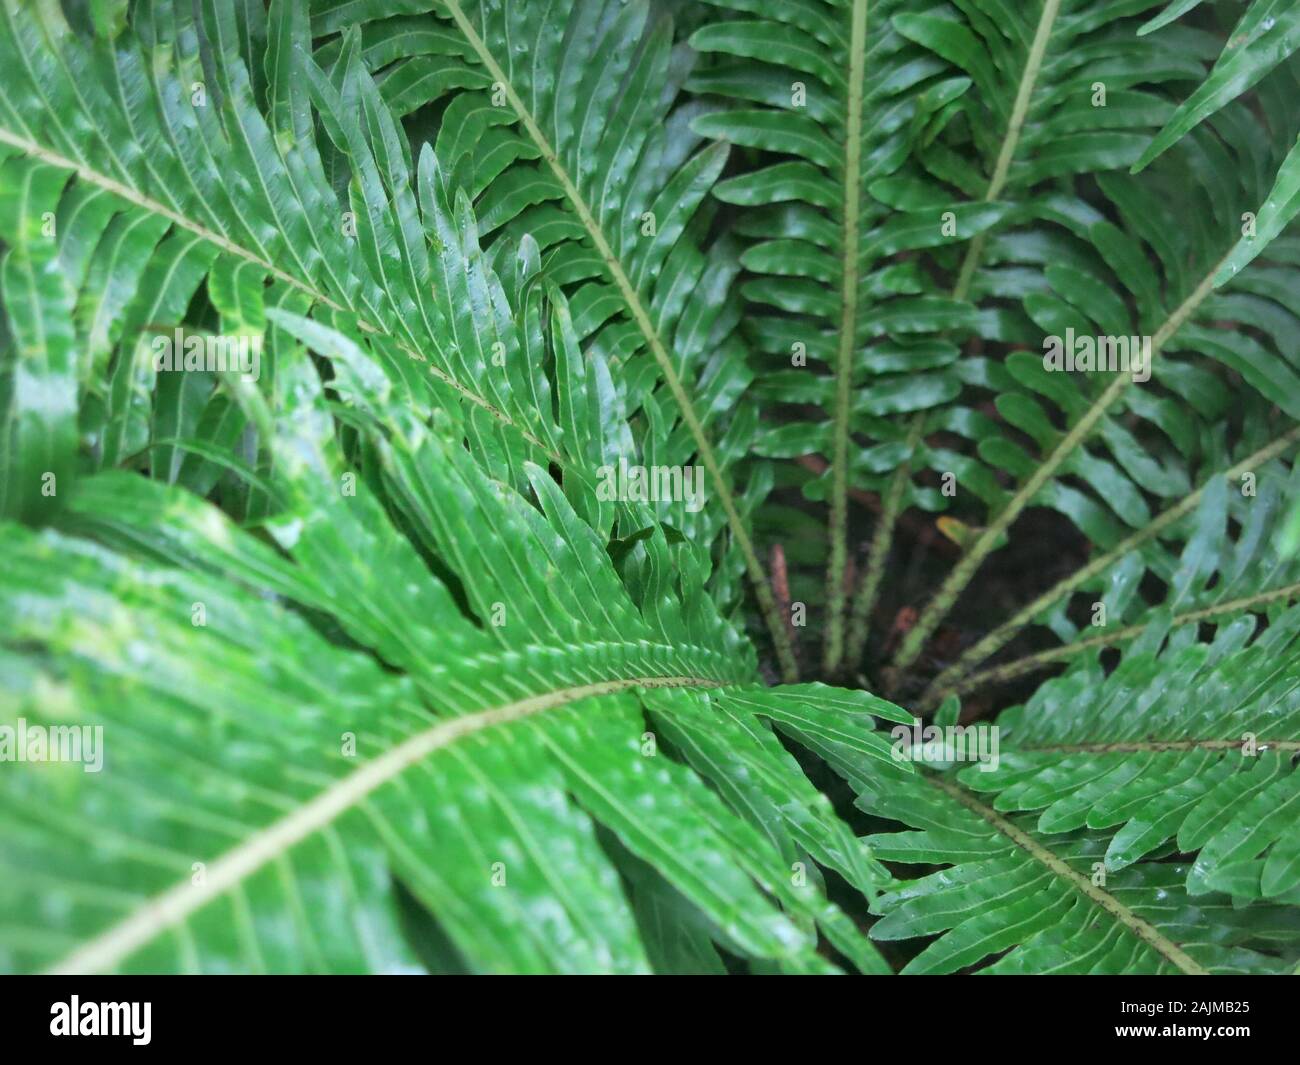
<box><xmin>884</xmin><ymin>1</ymin><xmax>1300</xmax><ymax>681</ymax></box>
<box><xmin>305</xmin><ymin>0</ymin><xmax>799</xmax><ymax>676</ymax></box>
<box><xmin>5</xmin><ymin>0</ymin><xmax>1300</xmax><ymax>980</ymax></box>
<box><xmin>1134</xmin><ymin>0</ymin><xmax>1300</xmax><ymax>169</ymax></box>
<box><xmin>686</xmin><ymin>0</ymin><xmax>1005</xmax><ymax>672</ymax></box>
<box><xmin>1</xmin><ymin>324</ymin><xmax>903</xmax><ymax>973</ymax></box>
<box><xmin>962</xmin><ymin>601</ymin><xmax>1300</xmax><ymax>903</ymax></box>
<box><xmin>866</xmin><ymin>768</ymin><xmax>1297</xmax><ymax>973</ymax></box>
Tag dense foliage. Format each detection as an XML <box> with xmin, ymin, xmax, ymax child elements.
<box><xmin>2</xmin><ymin>0</ymin><xmax>1300</xmax><ymax>974</ymax></box>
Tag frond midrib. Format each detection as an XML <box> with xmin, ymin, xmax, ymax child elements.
<box><xmin>951</xmin><ymin>0</ymin><xmax>1064</xmax><ymax>301</ymax></box>
<box><xmin>824</xmin><ymin>0</ymin><xmax>870</xmax><ymax>674</ymax></box>
<box><xmin>46</xmin><ymin>673</ymin><xmax>726</xmax><ymax>976</ymax></box>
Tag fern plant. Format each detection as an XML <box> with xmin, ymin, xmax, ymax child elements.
<box><xmin>1</xmin><ymin>0</ymin><xmax>1300</xmax><ymax>975</ymax></box>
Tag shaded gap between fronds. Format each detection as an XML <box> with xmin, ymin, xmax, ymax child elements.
<box><xmin>890</xmin><ymin>255</ymin><xmax>1228</xmax><ymax>678</ymax></box>
<box><xmin>917</xmin><ymin>423</ymin><xmax>1300</xmax><ymax>710</ymax></box>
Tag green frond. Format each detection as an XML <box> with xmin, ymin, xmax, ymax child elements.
<box><xmin>304</xmin><ymin>0</ymin><xmax>798</xmax><ymax>675</ymax></box>
<box><xmin>964</xmin><ymin>600</ymin><xmax>1300</xmax><ymax>902</ymax></box>
<box><xmin>882</xmin><ymin>0</ymin><xmax>1300</xmax><ymax>676</ymax></box>
<box><xmin>689</xmin><ymin>0</ymin><xmax>1003</xmax><ymax>668</ymax></box>
<box><xmin>1</xmin><ymin>323</ymin><xmax>905</xmax><ymax>973</ymax></box>
<box><xmin>919</xmin><ymin>421</ymin><xmax>1300</xmax><ymax>707</ymax></box>
<box><xmin>941</xmin><ymin>444</ymin><xmax>1300</xmax><ymax>703</ymax></box>
<box><xmin>1135</xmin><ymin>0</ymin><xmax>1300</xmax><ymax>169</ymax></box>
<box><xmin>865</xmin><ymin>767</ymin><xmax>1298</xmax><ymax>973</ymax></box>
<box><xmin>4</xmin><ymin>0</ymin><xmax>1300</xmax><ymax>979</ymax></box>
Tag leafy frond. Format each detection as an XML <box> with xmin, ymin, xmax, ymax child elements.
<box><xmin>878</xmin><ymin>0</ymin><xmax>1300</xmax><ymax>681</ymax></box>
<box><xmin>962</xmin><ymin>602</ymin><xmax>1300</xmax><ymax>903</ymax></box>
<box><xmin>305</xmin><ymin>0</ymin><xmax>798</xmax><ymax>675</ymax></box>
<box><xmin>922</xmin><ymin>421</ymin><xmax>1300</xmax><ymax>707</ymax></box>
<box><xmin>863</xmin><ymin>766</ymin><xmax>1299</xmax><ymax>973</ymax></box>
<box><xmin>4</xmin><ymin>0</ymin><xmax>1300</xmax><ymax>979</ymax></box>
<box><xmin>688</xmin><ymin>0</ymin><xmax>1002</xmax><ymax>669</ymax></box>
<box><xmin>1</xmin><ymin>321</ymin><xmax>905</xmax><ymax>973</ymax></box>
